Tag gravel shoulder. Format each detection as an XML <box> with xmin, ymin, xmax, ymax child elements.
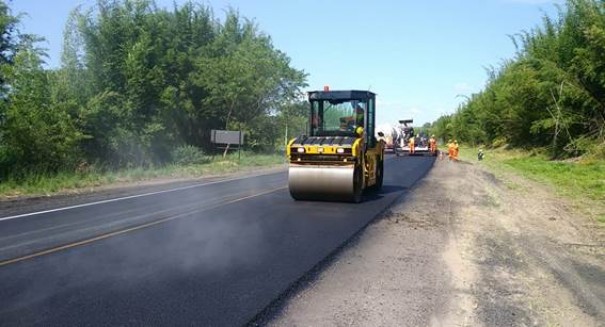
<box><xmin>266</xmin><ymin>157</ymin><xmax>605</xmax><ymax>327</ymax></box>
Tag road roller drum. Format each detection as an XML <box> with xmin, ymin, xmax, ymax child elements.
<box><xmin>288</xmin><ymin>165</ymin><xmax>361</xmax><ymax>202</ymax></box>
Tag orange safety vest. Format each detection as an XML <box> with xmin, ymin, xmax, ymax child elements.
<box><xmin>447</xmin><ymin>143</ymin><xmax>455</xmax><ymax>156</ymax></box>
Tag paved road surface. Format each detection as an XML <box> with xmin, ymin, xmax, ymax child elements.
<box><xmin>0</xmin><ymin>155</ymin><xmax>435</xmax><ymax>326</ymax></box>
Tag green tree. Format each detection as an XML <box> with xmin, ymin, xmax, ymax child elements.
<box><xmin>441</xmin><ymin>0</ymin><xmax>605</xmax><ymax>157</ymax></box>
<box><xmin>195</xmin><ymin>10</ymin><xmax>306</xmax><ymax>156</ymax></box>
<box><xmin>0</xmin><ymin>39</ymin><xmax>82</xmax><ymax>178</ymax></box>
<box><xmin>0</xmin><ymin>0</ymin><xmax>18</xmax><ymax>79</ymax></box>
<box><xmin>2</xmin><ymin>0</ymin><xmax>308</xmax><ymax>177</ymax></box>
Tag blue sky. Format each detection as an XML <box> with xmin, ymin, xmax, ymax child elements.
<box><xmin>11</xmin><ymin>0</ymin><xmax>561</xmax><ymax>126</ymax></box>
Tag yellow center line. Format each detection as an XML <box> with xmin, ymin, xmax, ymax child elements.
<box><xmin>0</xmin><ymin>186</ymin><xmax>287</xmax><ymax>268</ymax></box>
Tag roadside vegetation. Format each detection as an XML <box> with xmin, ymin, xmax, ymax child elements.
<box><xmin>429</xmin><ymin>0</ymin><xmax>605</xmax><ymax>223</ymax></box>
<box><xmin>456</xmin><ymin>145</ymin><xmax>605</xmax><ymax>225</ymax></box>
<box><xmin>431</xmin><ymin>0</ymin><xmax>605</xmax><ymax>160</ymax></box>
<box><xmin>0</xmin><ymin>151</ymin><xmax>285</xmax><ymax>197</ymax></box>
<box><xmin>0</xmin><ymin>0</ymin><xmax>307</xmax><ymax>196</ymax></box>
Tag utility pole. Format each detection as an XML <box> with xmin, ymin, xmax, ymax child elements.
<box><xmin>284</xmin><ymin>104</ymin><xmax>289</xmax><ymax>150</ymax></box>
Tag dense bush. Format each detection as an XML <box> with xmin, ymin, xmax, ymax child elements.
<box><xmin>171</xmin><ymin>145</ymin><xmax>209</xmax><ymax>165</ymax></box>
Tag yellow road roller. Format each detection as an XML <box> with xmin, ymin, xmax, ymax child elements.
<box><xmin>286</xmin><ymin>89</ymin><xmax>384</xmax><ymax>202</ymax></box>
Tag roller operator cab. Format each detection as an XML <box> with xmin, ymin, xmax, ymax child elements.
<box><xmin>287</xmin><ymin>89</ymin><xmax>384</xmax><ymax>203</ymax></box>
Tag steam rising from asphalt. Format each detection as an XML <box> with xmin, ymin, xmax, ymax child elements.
<box><xmin>2</xmin><ymin>206</ymin><xmax>264</xmax><ymax>318</ymax></box>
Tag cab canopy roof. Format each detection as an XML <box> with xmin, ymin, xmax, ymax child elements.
<box><xmin>308</xmin><ymin>90</ymin><xmax>376</xmax><ymax>101</ymax></box>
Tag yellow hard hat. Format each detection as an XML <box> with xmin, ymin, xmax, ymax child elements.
<box><xmin>355</xmin><ymin>126</ymin><xmax>364</xmax><ymax>136</ymax></box>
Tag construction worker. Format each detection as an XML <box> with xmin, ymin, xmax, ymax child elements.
<box><xmin>447</xmin><ymin>139</ymin><xmax>454</xmax><ymax>161</ymax></box>
<box><xmin>453</xmin><ymin>140</ymin><xmax>459</xmax><ymax>161</ymax></box>
<box><xmin>342</xmin><ymin>103</ymin><xmax>365</xmax><ymax>132</ymax></box>
<box><xmin>408</xmin><ymin>135</ymin><xmax>415</xmax><ymax>155</ymax></box>
<box><xmin>429</xmin><ymin>134</ymin><xmax>437</xmax><ymax>156</ymax></box>
<box><xmin>311</xmin><ymin>113</ymin><xmax>321</xmax><ymax>129</ymax></box>
<box><xmin>355</xmin><ymin>104</ymin><xmax>365</xmax><ymax>128</ymax></box>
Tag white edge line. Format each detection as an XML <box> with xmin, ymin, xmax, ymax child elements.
<box><xmin>0</xmin><ymin>170</ymin><xmax>285</xmax><ymax>222</ymax></box>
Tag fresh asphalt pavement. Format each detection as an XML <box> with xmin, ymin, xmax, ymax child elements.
<box><xmin>0</xmin><ymin>155</ymin><xmax>435</xmax><ymax>326</ymax></box>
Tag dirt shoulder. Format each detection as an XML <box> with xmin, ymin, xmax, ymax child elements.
<box><xmin>266</xmin><ymin>157</ymin><xmax>605</xmax><ymax>326</ymax></box>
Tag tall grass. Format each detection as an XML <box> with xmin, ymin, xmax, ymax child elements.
<box><xmin>503</xmin><ymin>156</ymin><xmax>605</xmax><ymax>200</ymax></box>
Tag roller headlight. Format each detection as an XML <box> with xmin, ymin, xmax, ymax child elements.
<box><xmin>297</xmin><ymin>147</ymin><xmax>305</xmax><ymax>153</ymax></box>
<box><xmin>336</xmin><ymin>148</ymin><xmax>345</xmax><ymax>154</ymax></box>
